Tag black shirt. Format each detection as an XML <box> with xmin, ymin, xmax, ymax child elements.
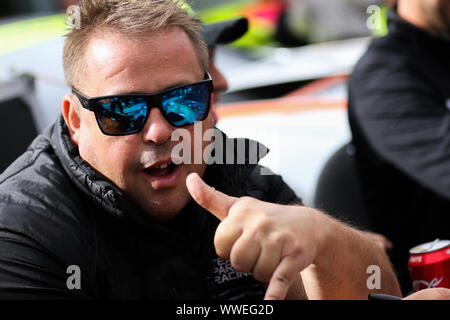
<box><xmin>348</xmin><ymin>10</ymin><xmax>450</xmax><ymax>294</ymax></box>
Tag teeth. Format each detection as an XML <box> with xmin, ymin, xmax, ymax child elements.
<box><xmin>158</xmin><ymin>163</ymin><xmax>169</xmax><ymax>169</ymax></box>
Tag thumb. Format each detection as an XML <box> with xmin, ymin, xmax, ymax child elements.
<box><xmin>186</xmin><ymin>173</ymin><xmax>238</xmax><ymax>221</ymax></box>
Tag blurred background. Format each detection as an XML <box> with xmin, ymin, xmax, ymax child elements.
<box><xmin>0</xmin><ymin>0</ymin><xmax>385</xmax><ymax>207</ymax></box>
<box><xmin>0</xmin><ymin>0</ymin><xmax>77</xmax><ymax>17</ymax></box>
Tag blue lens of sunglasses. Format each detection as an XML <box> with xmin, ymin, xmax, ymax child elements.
<box><xmin>94</xmin><ymin>82</ymin><xmax>210</xmax><ymax>135</ymax></box>
<box><xmin>162</xmin><ymin>83</ymin><xmax>210</xmax><ymax>127</ymax></box>
<box><xmin>97</xmin><ymin>97</ymin><xmax>148</xmax><ymax>135</ymax></box>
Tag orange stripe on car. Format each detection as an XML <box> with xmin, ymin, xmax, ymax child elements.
<box><xmin>215</xmin><ymin>97</ymin><xmax>347</xmax><ymax>120</ymax></box>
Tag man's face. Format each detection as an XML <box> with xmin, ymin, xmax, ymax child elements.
<box><xmin>66</xmin><ymin>28</ymin><xmax>213</xmax><ymax>221</ymax></box>
<box><xmin>420</xmin><ymin>0</ymin><xmax>450</xmax><ymax>33</ymax></box>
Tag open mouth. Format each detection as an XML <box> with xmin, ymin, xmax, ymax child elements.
<box><xmin>144</xmin><ymin>161</ymin><xmax>179</xmax><ymax>177</ymax></box>
<box><xmin>142</xmin><ymin>157</ymin><xmax>184</xmax><ymax>189</ymax></box>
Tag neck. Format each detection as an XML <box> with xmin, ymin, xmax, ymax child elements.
<box><xmin>397</xmin><ymin>0</ymin><xmax>446</xmax><ymax>35</ymax></box>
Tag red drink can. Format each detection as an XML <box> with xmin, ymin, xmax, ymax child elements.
<box><xmin>408</xmin><ymin>239</ymin><xmax>450</xmax><ymax>292</ymax></box>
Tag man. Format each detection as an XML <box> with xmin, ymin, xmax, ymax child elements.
<box><xmin>280</xmin><ymin>0</ymin><xmax>381</xmax><ymax>45</ymax></box>
<box><xmin>201</xmin><ymin>17</ymin><xmax>249</xmax><ymax>122</ymax></box>
<box><xmin>0</xmin><ymin>0</ymin><xmax>401</xmax><ymax>300</ymax></box>
<box><xmin>348</xmin><ymin>0</ymin><xmax>450</xmax><ymax>294</ymax></box>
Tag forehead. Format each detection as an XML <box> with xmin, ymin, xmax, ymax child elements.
<box><xmin>82</xmin><ymin>28</ymin><xmax>203</xmax><ymax>96</ymax></box>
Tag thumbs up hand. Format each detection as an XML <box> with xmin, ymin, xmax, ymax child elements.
<box><xmin>186</xmin><ymin>173</ymin><xmax>322</xmax><ymax>300</ymax></box>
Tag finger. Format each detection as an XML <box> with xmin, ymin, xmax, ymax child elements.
<box><xmin>264</xmin><ymin>255</ymin><xmax>300</xmax><ymax>300</ymax></box>
<box><xmin>366</xmin><ymin>232</ymin><xmax>394</xmax><ymax>250</ymax></box>
<box><xmin>186</xmin><ymin>173</ymin><xmax>238</xmax><ymax>221</ymax></box>
<box><xmin>382</xmin><ymin>237</ymin><xmax>394</xmax><ymax>250</ymax></box>
<box><xmin>285</xmin><ymin>272</ymin><xmax>308</xmax><ymax>300</ymax></box>
<box><xmin>252</xmin><ymin>241</ymin><xmax>282</xmax><ymax>284</ymax></box>
<box><xmin>214</xmin><ymin>218</ymin><xmax>244</xmax><ymax>259</ymax></box>
<box><xmin>229</xmin><ymin>234</ymin><xmax>262</xmax><ymax>273</ymax></box>
<box><xmin>403</xmin><ymin>288</ymin><xmax>450</xmax><ymax>300</ymax></box>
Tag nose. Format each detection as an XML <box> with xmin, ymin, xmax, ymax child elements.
<box><xmin>141</xmin><ymin>107</ymin><xmax>174</xmax><ymax>144</ymax></box>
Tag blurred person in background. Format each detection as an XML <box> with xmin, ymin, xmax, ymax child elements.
<box><xmin>201</xmin><ymin>17</ymin><xmax>249</xmax><ymax>123</ymax></box>
<box><xmin>276</xmin><ymin>0</ymin><xmax>383</xmax><ymax>46</ymax></box>
<box><xmin>348</xmin><ymin>0</ymin><xmax>450</xmax><ymax>294</ymax></box>
<box><xmin>63</xmin><ymin>0</ymin><xmax>80</xmax><ymax>8</ymax></box>
<box><xmin>0</xmin><ymin>0</ymin><xmax>63</xmax><ymax>17</ymax></box>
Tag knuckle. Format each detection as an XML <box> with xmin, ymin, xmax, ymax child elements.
<box><xmin>288</xmin><ymin>238</ymin><xmax>304</xmax><ymax>256</ymax></box>
<box><xmin>253</xmin><ymin>216</ymin><xmax>275</xmax><ymax>234</ymax></box>
<box><xmin>230</xmin><ymin>197</ymin><xmax>254</xmax><ymax>214</ymax></box>
<box><xmin>240</xmin><ymin>196</ymin><xmax>256</xmax><ymax>205</ymax></box>
<box><xmin>214</xmin><ymin>245</ymin><xmax>229</xmax><ymax>259</ymax></box>
<box><xmin>269</xmin><ymin>232</ymin><xmax>286</xmax><ymax>247</ymax></box>
<box><xmin>230</xmin><ymin>257</ymin><xmax>249</xmax><ymax>273</ymax></box>
<box><xmin>214</xmin><ymin>235</ymin><xmax>230</xmax><ymax>259</ymax></box>
<box><xmin>273</xmin><ymin>273</ymin><xmax>291</xmax><ymax>287</ymax></box>
<box><xmin>214</xmin><ymin>223</ymin><xmax>226</xmax><ymax>240</ymax></box>
<box><xmin>227</xmin><ymin>203</ymin><xmax>245</xmax><ymax>220</ymax></box>
<box><xmin>253</xmin><ymin>269</ymin><xmax>272</xmax><ymax>284</ymax></box>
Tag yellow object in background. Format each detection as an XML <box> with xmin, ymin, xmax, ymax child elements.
<box><xmin>199</xmin><ymin>0</ymin><xmax>285</xmax><ymax>48</ymax></box>
<box><xmin>0</xmin><ymin>14</ymin><xmax>67</xmax><ymax>56</ymax></box>
<box><xmin>372</xmin><ymin>5</ymin><xmax>389</xmax><ymax>37</ymax></box>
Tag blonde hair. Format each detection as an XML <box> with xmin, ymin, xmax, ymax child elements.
<box><xmin>63</xmin><ymin>0</ymin><xmax>208</xmax><ymax>88</ymax></box>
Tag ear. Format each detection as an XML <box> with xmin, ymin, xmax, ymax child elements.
<box><xmin>62</xmin><ymin>94</ymin><xmax>81</xmax><ymax>146</ymax></box>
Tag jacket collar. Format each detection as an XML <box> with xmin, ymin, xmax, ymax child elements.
<box><xmin>51</xmin><ymin>116</ymin><xmax>129</xmax><ymax>218</ymax></box>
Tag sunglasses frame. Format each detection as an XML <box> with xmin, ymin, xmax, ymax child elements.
<box><xmin>72</xmin><ymin>72</ymin><xmax>214</xmax><ymax>136</ymax></box>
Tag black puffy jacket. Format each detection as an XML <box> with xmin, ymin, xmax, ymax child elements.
<box><xmin>348</xmin><ymin>10</ymin><xmax>450</xmax><ymax>293</ymax></box>
<box><xmin>0</xmin><ymin>116</ymin><xmax>300</xmax><ymax>300</ymax></box>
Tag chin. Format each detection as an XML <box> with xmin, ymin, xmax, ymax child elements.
<box><xmin>138</xmin><ymin>187</ymin><xmax>192</xmax><ymax>222</ymax></box>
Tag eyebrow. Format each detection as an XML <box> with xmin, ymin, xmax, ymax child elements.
<box><xmin>125</xmin><ymin>82</ymin><xmax>188</xmax><ymax>94</ymax></box>
<box><xmin>124</xmin><ymin>81</ymin><xmax>191</xmax><ymax>95</ymax></box>
<box><xmin>74</xmin><ymin>73</ymin><xmax>210</xmax><ymax>98</ymax></box>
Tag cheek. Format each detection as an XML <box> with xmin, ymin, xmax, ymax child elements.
<box><xmin>78</xmin><ymin>116</ymin><xmax>102</xmax><ymax>168</ymax></box>
<box><xmin>78</xmin><ymin>121</ymin><xmax>136</xmax><ymax>187</ymax></box>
